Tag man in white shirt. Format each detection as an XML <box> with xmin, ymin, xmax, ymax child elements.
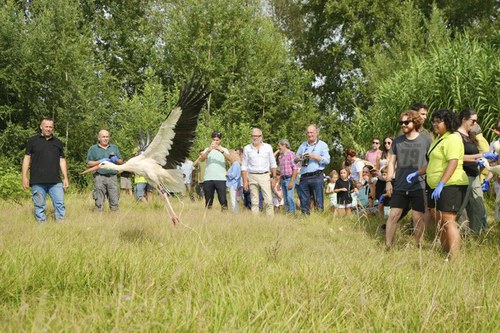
<box><xmin>180</xmin><ymin>158</ymin><xmax>195</xmax><ymax>202</ymax></box>
<box><xmin>242</xmin><ymin>128</ymin><xmax>277</xmax><ymax>216</ymax></box>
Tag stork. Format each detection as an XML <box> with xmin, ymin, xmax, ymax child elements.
<box><xmin>82</xmin><ymin>75</ymin><xmax>211</xmax><ymax>224</ymax></box>
<box><xmin>477</xmin><ymin>141</ymin><xmax>500</xmax><ymax>175</ymax></box>
<box><xmin>477</xmin><ymin>158</ymin><xmax>500</xmax><ymax>177</ymax></box>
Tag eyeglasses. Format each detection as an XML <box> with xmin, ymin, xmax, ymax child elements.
<box><xmin>384</xmin><ymin>141</ymin><xmax>392</xmax><ymax>145</ymax></box>
<box><xmin>399</xmin><ymin>120</ymin><xmax>412</xmax><ymax>126</ymax></box>
<box><xmin>372</xmin><ymin>141</ymin><xmax>380</xmax><ymax>144</ymax></box>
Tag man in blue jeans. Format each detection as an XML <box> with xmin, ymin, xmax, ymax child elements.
<box><xmin>22</xmin><ymin>118</ymin><xmax>69</xmax><ymax>223</ymax></box>
<box><xmin>294</xmin><ymin>124</ymin><xmax>330</xmax><ymax>214</ymax></box>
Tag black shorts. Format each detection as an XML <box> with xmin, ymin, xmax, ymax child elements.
<box><xmin>390</xmin><ymin>189</ymin><xmax>426</xmax><ymax>213</ymax></box>
<box><xmin>427</xmin><ymin>185</ymin><xmax>467</xmax><ymax>212</ymax></box>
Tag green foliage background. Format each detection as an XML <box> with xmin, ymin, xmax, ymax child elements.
<box><xmin>0</xmin><ymin>0</ymin><xmax>499</xmax><ymax>188</ymax></box>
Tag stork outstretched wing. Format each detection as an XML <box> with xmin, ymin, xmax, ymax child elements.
<box><xmin>137</xmin><ymin>129</ymin><xmax>151</xmax><ymax>153</ymax></box>
<box><xmin>142</xmin><ymin>74</ymin><xmax>210</xmax><ymax>168</ymax></box>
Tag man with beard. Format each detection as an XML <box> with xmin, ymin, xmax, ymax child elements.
<box><xmin>411</xmin><ymin>102</ymin><xmax>434</xmax><ymax>140</ymax></box>
<box><xmin>385</xmin><ymin>110</ymin><xmax>432</xmax><ymax>248</ymax></box>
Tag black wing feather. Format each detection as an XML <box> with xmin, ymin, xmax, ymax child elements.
<box><xmin>163</xmin><ymin>73</ymin><xmax>211</xmax><ymax>169</ymax></box>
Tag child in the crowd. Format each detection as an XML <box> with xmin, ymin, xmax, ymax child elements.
<box><xmin>326</xmin><ymin>170</ymin><xmax>339</xmax><ymax>214</ymax></box>
<box><xmin>349</xmin><ymin>181</ymin><xmax>360</xmax><ymax>210</ymax></box>
<box><xmin>355</xmin><ymin>165</ymin><xmax>379</xmax><ymax>215</ymax></box>
<box><xmin>272</xmin><ymin>174</ymin><xmax>284</xmax><ymax>212</ymax></box>
<box><xmin>375</xmin><ymin>166</ymin><xmax>391</xmax><ymax>219</ymax></box>
<box><xmin>226</xmin><ymin>150</ymin><xmax>242</xmax><ymax>212</ymax></box>
<box><xmin>334</xmin><ymin>168</ymin><xmax>356</xmax><ymax>216</ymax></box>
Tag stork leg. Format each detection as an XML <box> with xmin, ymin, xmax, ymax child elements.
<box><xmin>157</xmin><ymin>185</ymin><xmax>179</xmax><ymax>225</ymax></box>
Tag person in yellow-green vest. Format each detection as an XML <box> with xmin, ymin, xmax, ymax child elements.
<box><xmin>425</xmin><ymin>109</ymin><xmax>468</xmax><ymax>258</ymax></box>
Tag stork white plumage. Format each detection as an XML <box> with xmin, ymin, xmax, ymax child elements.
<box><xmin>477</xmin><ymin>141</ymin><xmax>500</xmax><ymax>176</ymax></box>
<box><xmin>477</xmin><ymin>158</ymin><xmax>500</xmax><ymax>176</ymax></box>
<box><xmin>82</xmin><ymin>75</ymin><xmax>211</xmax><ymax>224</ymax></box>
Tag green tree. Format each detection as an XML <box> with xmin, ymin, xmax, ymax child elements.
<box><xmin>156</xmin><ymin>0</ymin><xmax>320</xmax><ymax>152</ymax></box>
<box><xmin>270</xmin><ymin>0</ymin><xmax>499</xmax><ymax>152</ymax></box>
<box><xmin>0</xmin><ymin>0</ymin><xmax>98</xmax><ymax>164</ymax></box>
<box><xmin>362</xmin><ymin>35</ymin><xmax>499</xmax><ymax>143</ymax></box>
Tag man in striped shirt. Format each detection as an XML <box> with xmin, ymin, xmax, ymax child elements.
<box><xmin>278</xmin><ymin>139</ymin><xmax>298</xmax><ymax>214</ymax></box>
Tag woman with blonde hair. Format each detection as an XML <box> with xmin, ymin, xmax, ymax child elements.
<box><xmin>226</xmin><ymin>150</ymin><xmax>242</xmax><ymax>212</ymax></box>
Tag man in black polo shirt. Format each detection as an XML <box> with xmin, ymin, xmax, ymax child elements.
<box><xmin>22</xmin><ymin>118</ymin><xmax>69</xmax><ymax>223</ymax></box>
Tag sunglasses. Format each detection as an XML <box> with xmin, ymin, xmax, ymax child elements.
<box><xmin>372</xmin><ymin>141</ymin><xmax>380</xmax><ymax>144</ymax></box>
<box><xmin>399</xmin><ymin>120</ymin><xmax>412</xmax><ymax>126</ymax></box>
<box><xmin>211</xmin><ymin>131</ymin><xmax>222</xmax><ymax>138</ymax></box>
<box><xmin>384</xmin><ymin>141</ymin><xmax>392</xmax><ymax>145</ymax></box>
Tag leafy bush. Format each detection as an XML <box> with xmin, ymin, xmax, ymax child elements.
<box><xmin>0</xmin><ymin>164</ymin><xmax>30</xmax><ymax>203</ymax></box>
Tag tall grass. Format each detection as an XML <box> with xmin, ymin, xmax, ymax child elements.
<box><xmin>1</xmin><ymin>193</ymin><xmax>499</xmax><ymax>332</ymax></box>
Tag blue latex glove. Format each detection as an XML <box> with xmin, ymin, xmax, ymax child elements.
<box><xmin>431</xmin><ymin>181</ymin><xmax>446</xmax><ymax>200</ymax></box>
<box><xmin>483</xmin><ymin>152</ymin><xmax>499</xmax><ymax>162</ymax></box>
<box><xmin>379</xmin><ymin>194</ymin><xmax>385</xmax><ymax>202</ymax></box>
<box><xmin>109</xmin><ymin>155</ymin><xmax>119</xmax><ymax>163</ymax></box>
<box><xmin>476</xmin><ymin>159</ymin><xmax>486</xmax><ymax>168</ymax></box>
<box><xmin>481</xmin><ymin>179</ymin><xmax>490</xmax><ymax>192</ymax></box>
<box><xmin>406</xmin><ymin>171</ymin><xmax>419</xmax><ymax>183</ymax></box>
<box><xmin>98</xmin><ymin>158</ymin><xmax>111</xmax><ymax>163</ymax></box>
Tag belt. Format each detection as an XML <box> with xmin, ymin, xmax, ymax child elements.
<box><xmin>249</xmin><ymin>171</ymin><xmax>269</xmax><ymax>174</ymax></box>
<box><xmin>95</xmin><ymin>173</ymin><xmax>116</xmax><ymax>177</ymax></box>
<box><xmin>301</xmin><ymin>170</ymin><xmax>323</xmax><ymax>178</ymax></box>
<box><xmin>281</xmin><ymin>175</ymin><xmax>292</xmax><ymax>179</ymax></box>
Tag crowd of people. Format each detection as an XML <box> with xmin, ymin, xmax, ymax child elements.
<box><xmin>21</xmin><ymin>106</ymin><xmax>500</xmax><ymax>257</ymax></box>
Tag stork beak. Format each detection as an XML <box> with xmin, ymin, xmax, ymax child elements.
<box><xmin>81</xmin><ymin>164</ymin><xmax>101</xmax><ymax>175</ymax></box>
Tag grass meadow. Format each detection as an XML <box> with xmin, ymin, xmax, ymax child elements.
<box><xmin>1</xmin><ymin>192</ymin><xmax>499</xmax><ymax>332</ymax></box>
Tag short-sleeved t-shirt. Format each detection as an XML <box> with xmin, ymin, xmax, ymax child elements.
<box><xmin>392</xmin><ymin>133</ymin><xmax>432</xmax><ymax>191</ymax></box>
<box><xmin>86</xmin><ymin>143</ymin><xmax>122</xmax><ymax>175</ymax></box>
<box><xmin>426</xmin><ymin>132</ymin><xmax>468</xmax><ymax>188</ymax></box>
<box><xmin>25</xmin><ymin>134</ymin><xmax>65</xmax><ymax>185</ymax></box>
<box><xmin>349</xmin><ymin>159</ymin><xmax>365</xmax><ymax>182</ymax></box>
<box><xmin>180</xmin><ymin>160</ymin><xmax>194</xmax><ymax>184</ymax></box>
<box><xmin>203</xmin><ymin>147</ymin><xmax>229</xmax><ymax>181</ymax></box>
<box><xmin>335</xmin><ymin>178</ymin><xmax>354</xmax><ymax>205</ymax></box>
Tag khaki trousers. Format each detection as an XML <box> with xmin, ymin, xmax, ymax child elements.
<box><xmin>248</xmin><ymin>173</ymin><xmax>274</xmax><ymax>216</ymax></box>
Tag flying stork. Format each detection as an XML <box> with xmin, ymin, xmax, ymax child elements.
<box><xmin>82</xmin><ymin>75</ymin><xmax>211</xmax><ymax>224</ymax></box>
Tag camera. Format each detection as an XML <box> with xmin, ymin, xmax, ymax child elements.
<box><xmin>302</xmin><ymin>153</ymin><xmax>310</xmax><ymax>167</ymax></box>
